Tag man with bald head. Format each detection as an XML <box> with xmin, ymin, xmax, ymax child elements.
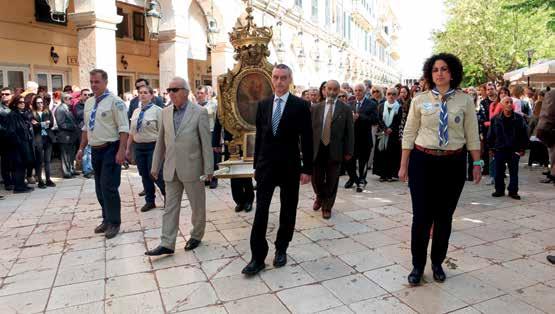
<box><xmin>311</xmin><ymin>80</ymin><xmax>354</xmax><ymax>219</ymax></box>
<box><xmin>345</xmin><ymin>82</ymin><xmax>379</xmax><ymax>191</ymax></box>
<box><xmin>146</xmin><ymin>77</ymin><xmax>214</xmax><ymax>256</ymax></box>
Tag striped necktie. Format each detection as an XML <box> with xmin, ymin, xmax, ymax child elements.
<box><xmin>272</xmin><ymin>98</ymin><xmax>282</xmax><ymax>135</ymax></box>
<box><xmin>431</xmin><ymin>88</ymin><xmax>455</xmax><ymax>147</ymax></box>
<box><xmin>89</xmin><ymin>90</ymin><xmax>110</xmax><ymax>131</ymax></box>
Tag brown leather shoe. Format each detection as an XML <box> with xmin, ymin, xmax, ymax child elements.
<box><xmin>313</xmin><ymin>198</ymin><xmax>322</xmax><ymax>211</ymax></box>
<box><xmin>322</xmin><ymin>209</ymin><xmax>331</xmax><ymax>219</ymax></box>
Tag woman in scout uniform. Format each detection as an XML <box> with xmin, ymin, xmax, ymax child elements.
<box><xmin>126</xmin><ymin>85</ymin><xmax>165</xmax><ymax>212</ymax></box>
<box><xmin>399</xmin><ymin>53</ymin><xmax>482</xmax><ymax>286</ymax></box>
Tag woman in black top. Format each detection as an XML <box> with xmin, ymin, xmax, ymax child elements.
<box><xmin>31</xmin><ymin>96</ymin><xmax>55</xmax><ymax>188</ymax></box>
<box><xmin>6</xmin><ymin>93</ymin><xmax>35</xmax><ymax>193</ymax></box>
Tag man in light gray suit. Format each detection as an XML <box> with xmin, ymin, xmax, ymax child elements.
<box><xmin>145</xmin><ymin>77</ymin><xmax>213</xmax><ymax>256</ymax></box>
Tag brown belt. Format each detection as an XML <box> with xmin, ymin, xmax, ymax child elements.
<box><xmin>414</xmin><ymin>144</ymin><xmax>464</xmax><ymax>156</ymax></box>
<box><xmin>91</xmin><ymin>142</ymin><xmax>110</xmax><ymax>149</ymax></box>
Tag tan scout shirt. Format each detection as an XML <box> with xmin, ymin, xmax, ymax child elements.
<box><xmin>402</xmin><ymin>90</ymin><xmax>480</xmax><ymax>151</ymax></box>
<box><xmin>129</xmin><ymin>104</ymin><xmax>163</xmax><ymax>143</ymax></box>
<box><xmin>83</xmin><ymin>91</ymin><xmax>129</xmax><ymax>146</ymax></box>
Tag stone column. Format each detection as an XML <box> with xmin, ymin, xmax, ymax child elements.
<box><xmin>69</xmin><ymin>0</ymin><xmax>121</xmax><ymax>92</ymax></box>
<box><xmin>210</xmin><ymin>42</ymin><xmax>235</xmax><ymax>89</ymax></box>
<box><xmin>158</xmin><ymin>31</ymin><xmax>190</xmax><ymax>90</ymax></box>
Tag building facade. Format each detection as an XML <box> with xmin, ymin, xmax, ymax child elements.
<box><xmin>0</xmin><ymin>0</ymin><xmax>401</xmax><ymax>96</ymax></box>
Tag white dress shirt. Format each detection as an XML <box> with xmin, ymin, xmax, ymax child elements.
<box><xmin>272</xmin><ymin>92</ymin><xmax>290</xmax><ymax>119</ymax></box>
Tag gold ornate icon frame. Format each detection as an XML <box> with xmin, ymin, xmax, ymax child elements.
<box><xmin>217</xmin><ymin>4</ymin><xmax>274</xmax><ymax>162</ymax></box>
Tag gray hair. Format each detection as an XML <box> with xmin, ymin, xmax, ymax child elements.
<box><xmin>354</xmin><ymin>83</ymin><xmax>366</xmax><ymax>90</ymax></box>
<box><xmin>274</xmin><ymin>64</ymin><xmax>293</xmax><ymax>77</ymax></box>
<box><xmin>386</xmin><ymin>87</ymin><xmax>398</xmax><ymax>96</ymax></box>
<box><xmin>171</xmin><ymin>77</ymin><xmax>190</xmax><ymax>92</ymax></box>
<box><xmin>326</xmin><ymin>80</ymin><xmax>340</xmax><ymax>89</ymax></box>
<box><xmin>90</xmin><ymin>69</ymin><xmax>108</xmax><ymax>81</ymax></box>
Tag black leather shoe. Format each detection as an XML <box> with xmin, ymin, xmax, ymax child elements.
<box><xmin>94</xmin><ymin>222</ymin><xmax>107</xmax><ymax>233</ymax></box>
<box><xmin>45</xmin><ymin>180</ymin><xmax>56</xmax><ymax>187</ymax></box>
<box><xmin>138</xmin><ymin>190</ymin><xmax>146</xmax><ymax>196</ymax></box>
<box><xmin>209</xmin><ymin>179</ymin><xmax>218</xmax><ymax>189</ymax></box>
<box><xmin>407</xmin><ymin>268</ymin><xmax>423</xmax><ymax>286</ymax></box>
<box><xmin>492</xmin><ymin>191</ymin><xmax>505</xmax><ymax>197</ymax></box>
<box><xmin>235</xmin><ymin>204</ymin><xmax>243</xmax><ymax>212</ymax></box>
<box><xmin>431</xmin><ymin>264</ymin><xmax>446</xmax><ymax>282</ymax></box>
<box><xmin>184</xmin><ymin>238</ymin><xmax>201</xmax><ymax>251</ymax></box>
<box><xmin>5</xmin><ymin>185</ymin><xmax>14</xmax><ymax>191</ymax></box>
<box><xmin>273</xmin><ymin>251</ymin><xmax>287</xmax><ymax>267</ymax></box>
<box><xmin>344</xmin><ymin>179</ymin><xmax>354</xmax><ymax>189</ymax></box>
<box><xmin>243</xmin><ymin>202</ymin><xmax>253</xmax><ymax>213</ymax></box>
<box><xmin>14</xmin><ymin>187</ymin><xmax>34</xmax><ymax>194</ymax></box>
<box><xmin>508</xmin><ymin>193</ymin><xmax>521</xmax><ymax>200</ymax></box>
<box><xmin>141</xmin><ymin>203</ymin><xmax>156</xmax><ymax>212</ymax></box>
<box><xmin>356</xmin><ymin>186</ymin><xmax>363</xmax><ymax>193</ymax></box>
<box><xmin>242</xmin><ymin>260</ymin><xmax>266</xmax><ymax>275</ymax></box>
<box><xmin>547</xmin><ymin>255</ymin><xmax>555</xmax><ymax>264</ymax></box>
<box><xmin>38</xmin><ymin>181</ymin><xmax>46</xmax><ymax>189</ymax></box>
<box><xmin>145</xmin><ymin>245</ymin><xmax>174</xmax><ymax>256</ymax></box>
<box><xmin>105</xmin><ymin>224</ymin><xmax>120</xmax><ymax>239</ymax></box>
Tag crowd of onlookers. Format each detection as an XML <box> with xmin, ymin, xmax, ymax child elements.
<box><xmin>299</xmin><ymin>78</ymin><xmax>553</xmax><ymax>198</ymax></box>
<box><xmin>0</xmin><ymin>75</ymin><xmax>552</xmax><ymax>199</ymax></box>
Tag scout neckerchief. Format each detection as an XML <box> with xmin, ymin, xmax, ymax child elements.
<box><xmin>431</xmin><ymin>88</ymin><xmax>456</xmax><ymax>147</ymax></box>
<box><xmin>89</xmin><ymin>90</ymin><xmax>110</xmax><ymax>131</ymax></box>
<box><xmin>137</xmin><ymin>103</ymin><xmax>153</xmax><ymax>132</ymax></box>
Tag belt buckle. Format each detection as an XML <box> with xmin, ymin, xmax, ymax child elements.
<box><xmin>434</xmin><ymin>149</ymin><xmax>445</xmax><ymax>156</ymax></box>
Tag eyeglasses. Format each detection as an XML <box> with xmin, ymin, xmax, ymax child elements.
<box><xmin>1</xmin><ymin>93</ymin><xmax>10</xmax><ymax>96</ymax></box>
<box><xmin>83</xmin><ymin>93</ymin><xmax>92</xmax><ymax>97</ymax></box>
<box><xmin>18</xmin><ymin>100</ymin><xmax>25</xmax><ymax>104</ymax></box>
<box><xmin>338</xmin><ymin>95</ymin><xmax>347</xmax><ymax>98</ymax></box>
<box><xmin>386</xmin><ymin>93</ymin><xmax>397</xmax><ymax>96</ymax></box>
<box><xmin>372</xmin><ymin>90</ymin><xmax>379</xmax><ymax>94</ymax></box>
<box><xmin>166</xmin><ymin>87</ymin><xmax>184</xmax><ymax>93</ymax></box>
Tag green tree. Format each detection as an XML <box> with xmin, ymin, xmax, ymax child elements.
<box><xmin>432</xmin><ymin>0</ymin><xmax>555</xmax><ymax>86</ymax></box>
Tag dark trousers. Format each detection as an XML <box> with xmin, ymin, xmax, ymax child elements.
<box><xmin>408</xmin><ymin>149</ymin><xmax>466</xmax><ymax>270</ymax></box>
<box><xmin>92</xmin><ymin>142</ymin><xmax>122</xmax><ymax>225</ymax></box>
<box><xmin>34</xmin><ymin>139</ymin><xmax>52</xmax><ymax>182</ymax></box>
<box><xmin>134</xmin><ymin>142</ymin><xmax>165</xmax><ymax>204</ymax></box>
<box><xmin>250</xmin><ymin>167</ymin><xmax>300</xmax><ymax>263</ymax></box>
<box><xmin>60</xmin><ymin>143</ymin><xmax>76</xmax><ymax>177</ymax></box>
<box><xmin>1</xmin><ymin>151</ymin><xmax>14</xmax><ymax>187</ymax></box>
<box><xmin>346</xmin><ymin>145</ymin><xmax>371</xmax><ymax>184</ymax></box>
<box><xmin>9</xmin><ymin>150</ymin><xmax>29</xmax><ymax>191</ymax></box>
<box><xmin>494</xmin><ymin>150</ymin><xmax>520</xmax><ymax>194</ymax></box>
<box><xmin>231</xmin><ymin>178</ymin><xmax>254</xmax><ymax>206</ymax></box>
<box><xmin>312</xmin><ymin>143</ymin><xmax>341</xmax><ymax>210</ymax></box>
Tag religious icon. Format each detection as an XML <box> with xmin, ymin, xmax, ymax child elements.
<box><xmin>236</xmin><ymin>72</ymin><xmax>272</xmax><ymax>126</ymax></box>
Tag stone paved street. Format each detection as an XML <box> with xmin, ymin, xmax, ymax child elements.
<box><xmin>0</xmin><ymin>163</ymin><xmax>553</xmax><ymax>313</ymax></box>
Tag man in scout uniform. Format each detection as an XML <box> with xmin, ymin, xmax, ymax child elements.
<box><xmin>76</xmin><ymin>69</ymin><xmax>129</xmax><ymax>239</ymax></box>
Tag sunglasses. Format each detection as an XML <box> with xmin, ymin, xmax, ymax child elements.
<box><xmin>166</xmin><ymin>87</ymin><xmax>184</xmax><ymax>93</ymax></box>
<box><xmin>372</xmin><ymin>90</ymin><xmax>379</xmax><ymax>94</ymax></box>
<box><xmin>1</xmin><ymin>93</ymin><xmax>10</xmax><ymax>96</ymax></box>
<box><xmin>338</xmin><ymin>95</ymin><xmax>347</xmax><ymax>98</ymax></box>
<box><xmin>18</xmin><ymin>100</ymin><xmax>25</xmax><ymax>104</ymax></box>
<box><xmin>387</xmin><ymin>93</ymin><xmax>397</xmax><ymax>96</ymax></box>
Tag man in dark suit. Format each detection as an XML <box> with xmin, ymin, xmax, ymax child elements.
<box><xmin>345</xmin><ymin>83</ymin><xmax>378</xmax><ymax>191</ymax></box>
<box><xmin>55</xmin><ymin>94</ymin><xmax>79</xmax><ymax>178</ymax></box>
<box><xmin>212</xmin><ymin>113</ymin><xmax>255</xmax><ymax>212</ymax></box>
<box><xmin>311</xmin><ymin>80</ymin><xmax>354</xmax><ymax>219</ymax></box>
<box><xmin>242</xmin><ymin>64</ymin><xmax>313</xmax><ymax>275</ymax></box>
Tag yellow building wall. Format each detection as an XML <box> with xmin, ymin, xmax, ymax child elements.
<box><xmin>0</xmin><ymin>1</ymin><xmax>160</xmax><ymax>90</ymax></box>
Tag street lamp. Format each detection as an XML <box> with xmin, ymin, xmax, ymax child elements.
<box><xmin>526</xmin><ymin>48</ymin><xmax>535</xmax><ymax>87</ymax></box>
<box><xmin>145</xmin><ymin>0</ymin><xmax>162</xmax><ymax>39</ymax></box>
<box><xmin>44</xmin><ymin>0</ymin><xmax>69</xmax><ymax>22</ymax></box>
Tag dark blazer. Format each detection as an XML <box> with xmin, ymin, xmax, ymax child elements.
<box><xmin>55</xmin><ymin>104</ymin><xmax>78</xmax><ymax>144</ymax></box>
<box><xmin>351</xmin><ymin>97</ymin><xmax>379</xmax><ymax>148</ymax></box>
<box><xmin>487</xmin><ymin>112</ymin><xmax>529</xmax><ymax>152</ymax></box>
<box><xmin>31</xmin><ymin>111</ymin><xmax>53</xmax><ymax>146</ymax></box>
<box><xmin>312</xmin><ymin>100</ymin><xmax>354</xmax><ymax>162</ymax></box>
<box><xmin>6</xmin><ymin>110</ymin><xmax>34</xmax><ymax>164</ymax></box>
<box><xmin>254</xmin><ymin>94</ymin><xmax>313</xmax><ymax>181</ymax></box>
<box><xmin>212</xmin><ymin>113</ymin><xmax>232</xmax><ymax>148</ymax></box>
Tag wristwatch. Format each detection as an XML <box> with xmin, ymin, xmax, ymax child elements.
<box><xmin>473</xmin><ymin>160</ymin><xmax>484</xmax><ymax>167</ymax></box>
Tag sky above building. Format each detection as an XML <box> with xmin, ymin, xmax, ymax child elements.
<box><xmin>398</xmin><ymin>0</ymin><xmax>448</xmax><ymax>79</ymax></box>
